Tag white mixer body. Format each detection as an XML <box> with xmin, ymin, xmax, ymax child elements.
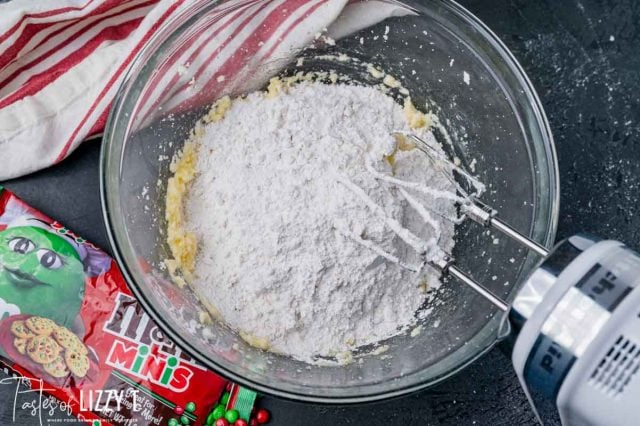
<box><xmin>509</xmin><ymin>237</ymin><xmax>640</xmax><ymax>425</ymax></box>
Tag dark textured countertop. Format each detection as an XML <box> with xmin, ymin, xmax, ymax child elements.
<box><xmin>2</xmin><ymin>0</ymin><xmax>639</xmax><ymax>424</ymax></box>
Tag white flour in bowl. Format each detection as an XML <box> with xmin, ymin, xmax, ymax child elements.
<box><xmin>171</xmin><ymin>80</ymin><xmax>458</xmax><ymax>364</ymax></box>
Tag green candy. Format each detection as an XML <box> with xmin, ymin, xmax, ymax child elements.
<box><xmin>220</xmin><ymin>392</ymin><xmax>230</xmax><ymax>405</ymax></box>
<box><xmin>185</xmin><ymin>402</ymin><xmax>196</xmax><ymax>413</ymax></box>
<box><xmin>206</xmin><ymin>412</ymin><xmax>216</xmax><ymax>425</ymax></box>
<box><xmin>224</xmin><ymin>410</ymin><xmax>239</xmax><ymax>424</ymax></box>
<box><xmin>212</xmin><ymin>405</ymin><xmax>226</xmax><ymax>420</ymax></box>
<box><xmin>180</xmin><ymin>415</ymin><xmax>190</xmax><ymax>425</ymax></box>
<box><xmin>168</xmin><ymin>419</ymin><xmax>179</xmax><ymax>426</ymax></box>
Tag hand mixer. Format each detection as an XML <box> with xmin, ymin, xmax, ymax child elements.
<box><xmin>396</xmin><ymin>132</ymin><xmax>640</xmax><ymax>426</ymax></box>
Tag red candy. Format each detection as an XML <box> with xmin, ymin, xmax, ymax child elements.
<box><xmin>225</xmin><ymin>382</ymin><xmax>233</xmax><ymax>392</ymax></box>
<box><xmin>256</xmin><ymin>409</ymin><xmax>270</xmax><ymax>424</ymax></box>
<box><xmin>215</xmin><ymin>419</ymin><xmax>230</xmax><ymax>426</ymax></box>
<box><xmin>235</xmin><ymin>420</ymin><xmax>248</xmax><ymax>426</ymax></box>
<box><xmin>174</xmin><ymin>406</ymin><xmax>184</xmax><ymax>415</ymax></box>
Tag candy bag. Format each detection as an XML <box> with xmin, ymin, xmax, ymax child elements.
<box><xmin>0</xmin><ymin>185</ymin><xmax>228</xmax><ymax>425</ymax></box>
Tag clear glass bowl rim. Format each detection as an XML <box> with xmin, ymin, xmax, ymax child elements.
<box><xmin>100</xmin><ymin>0</ymin><xmax>560</xmax><ymax>403</ymax></box>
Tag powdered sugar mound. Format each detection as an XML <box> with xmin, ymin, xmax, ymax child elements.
<box><xmin>186</xmin><ymin>82</ymin><xmax>456</xmax><ymax>363</ymax></box>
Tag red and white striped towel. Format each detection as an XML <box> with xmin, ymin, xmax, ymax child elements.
<box><xmin>0</xmin><ymin>0</ymin><xmax>413</xmax><ymax>180</ymax></box>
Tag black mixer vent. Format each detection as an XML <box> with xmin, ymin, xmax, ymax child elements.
<box><xmin>589</xmin><ymin>335</ymin><xmax>640</xmax><ymax>397</ymax></box>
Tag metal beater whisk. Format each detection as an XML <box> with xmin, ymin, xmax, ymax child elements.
<box><xmin>393</xmin><ymin>133</ymin><xmax>640</xmax><ymax>425</ymax></box>
<box><xmin>388</xmin><ymin>132</ymin><xmax>551</xmax><ymax>312</ymax></box>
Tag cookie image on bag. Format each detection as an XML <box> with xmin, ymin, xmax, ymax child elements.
<box><xmin>26</xmin><ymin>335</ymin><xmax>61</xmax><ymax>364</ymax></box>
<box><xmin>43</xmin><ymin>355</ymin><xmax>70</xmax><ymax>379</ymax></box>
<box><xmin>64</xmin><ymin>350</ymin><xmax>89</xmax><ymax>378</ymax></box>
<box><xmin>52</xmin><ymin>326</ymin><xmax>87</xmax><ymax>355</ymax></box>
<box><xmin>25</xmin><ymin>316</ymin><xmax>57</xmax><ymax>335</ymax></box>
<box><xmin>13</xmin><ymin>337</ymin><xmax>27</xmax><ymax>355</ymax></box>
<box><xmin>10</xmin><ymin>320</ymin><xmax>36</xmax><ymax>339</ymax></box>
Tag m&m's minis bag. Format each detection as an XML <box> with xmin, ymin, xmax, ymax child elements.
<box><xmin>0</xmin><ymin>186</ymin><xmax>227</xmax><ymax>425</ymax></box>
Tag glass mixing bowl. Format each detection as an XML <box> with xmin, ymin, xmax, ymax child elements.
<box><xmin>101</xmin><ymin>0</ymin><xmax>559</xmax><ymax>402</ymax></box>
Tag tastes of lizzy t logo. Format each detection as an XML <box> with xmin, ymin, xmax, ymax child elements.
<box><xmin>103</xmin><ymin>293</ymin><xmax>202</xmax><ymax>392</ymax></box>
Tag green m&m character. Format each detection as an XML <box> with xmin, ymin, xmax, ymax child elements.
<box><xmin>0</xmin><ymin>214</ymin><xmax>109</xmax><ymax>331</ymax></box>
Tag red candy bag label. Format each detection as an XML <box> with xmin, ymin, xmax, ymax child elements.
<box><xmin>0</xmin><ymin>186</ymin><xmax>226</xmax><ymax>424</ymax></box>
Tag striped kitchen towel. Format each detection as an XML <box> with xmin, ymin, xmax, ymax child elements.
<box><xmin>0</xmin><ymin>0</ymin><xmax>413</xmax><ymax>180</ymax></box>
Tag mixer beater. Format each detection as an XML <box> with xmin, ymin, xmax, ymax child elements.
<box><xmin>393</xmin><ymin>132</ymin><xmax>640</xmax><ymax>426</ymax></box>
<box><xmin>386</xmin><ymin>131</ymin><xmax>550</xmax><ymax>312</ymax></box>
